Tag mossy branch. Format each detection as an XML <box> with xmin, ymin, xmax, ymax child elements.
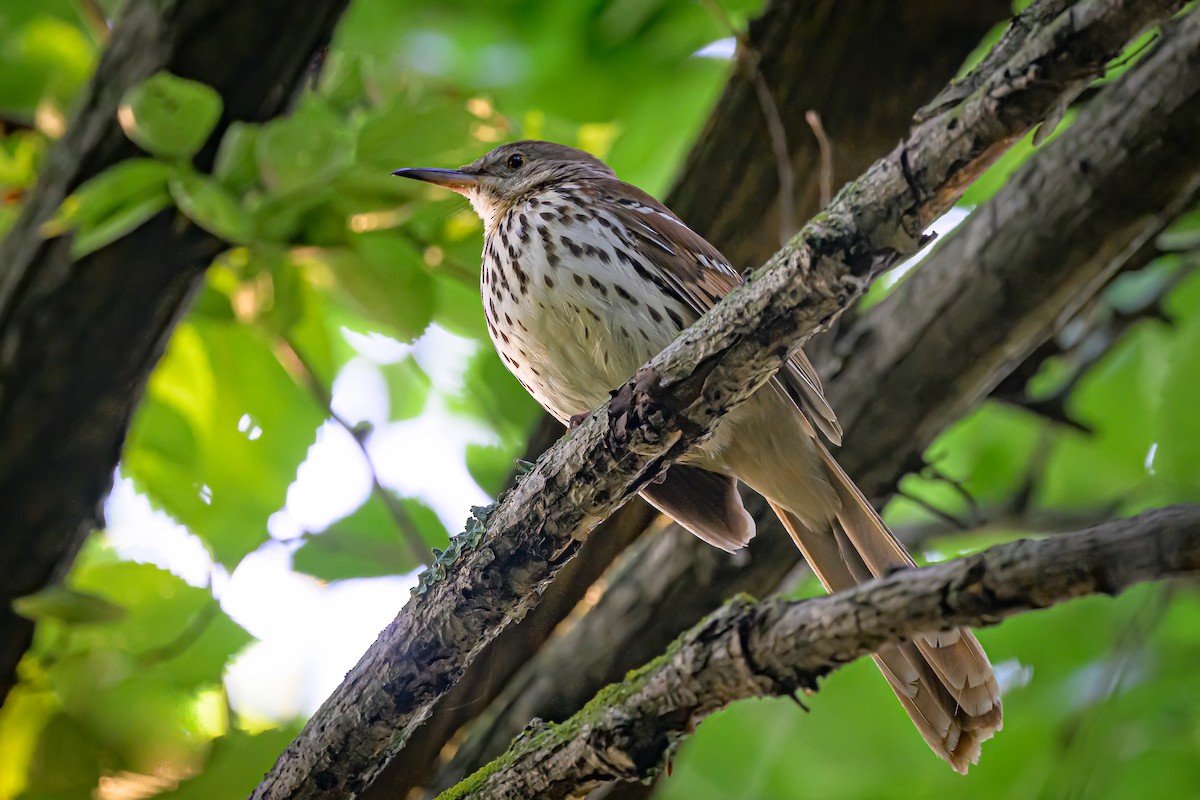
<box><xmin>441</xmin><ymin>506</ymin><xmax>1200</xmax><ymax>799</ymax></box>
<box><xmin>251</xmin><ymin>2</ymin><xmax>1189</xmax><ymax>797</ymax></box>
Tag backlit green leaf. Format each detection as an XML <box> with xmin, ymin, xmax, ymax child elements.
<box><xmin>41</xmin><ymin>158</ymin><xmax>172</xmax><ymax>258</ymax></box>
<box><xmin>119</xmin><ymin>71</ymin><xmax>223</xmax><ymax>159</ymax></box>
<box><xmin>256</xmin><ymin>100</ymin><xmax>354</xmax><ymax>193</ymax></box>
<box><xmin>169</xmin><ymin>168</ymin><xmax>254</xmax><ymax>243</ymax></box>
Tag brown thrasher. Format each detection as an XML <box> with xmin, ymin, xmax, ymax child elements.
<box><xmin>394</xmin><ymin>141</ymin><xmax>1001</xmax><ymax>772</ymax></box>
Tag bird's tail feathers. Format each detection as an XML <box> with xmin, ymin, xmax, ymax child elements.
<box><xmin>766</xmin><ymin>445</ymin><xmax>1003</xmax><ymax>773</ymax></box>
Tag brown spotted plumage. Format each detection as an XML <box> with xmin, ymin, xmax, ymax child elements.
<box><xmin>394</xmin><ymin>141</ymin><xmax>1002</xmax><ymax>772</ymax></box>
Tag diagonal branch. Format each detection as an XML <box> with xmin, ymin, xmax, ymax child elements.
<box><xmin>374</xmin><ymin>5</ymin><xmax>1012</xmax><ymax>795</ymax></box>
<box><xmin>440</xmin><ymin>504</ymin><xmax>1200</xmax><ymax>799</ymax></box>
<box><xmin>444</xmin><ymin>19</ymin><xmax>1200</xmax><ymax>786</ymax></box>
<box><xmin>434</xmin><ymin>10</ymin><xmax>1200</xmax><ymax>791</ymax></box>
<box><xmin>250</xmin><ymin>2</ymin><xmax>1188</xmax><ymax>797</ymax></box>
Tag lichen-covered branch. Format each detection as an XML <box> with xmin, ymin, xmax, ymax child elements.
<box><xmin>379</xmin><ymin>4</ymin><xmax>1011</xmax><ymax>794</ymax></box>
<box><xmin>432</xmin><ymin>13</ymin><xmax>1200</xmax><ymax>789</ymax></box>
<box><xmin>441</xmin><ymin>505</ymin><xmax>1200</xmax><ymax>800</ymax></box>
<box><xmin>250</xmin><ymin>2</ymin><xmax>1186</xmax><ymax>797</ymax></box>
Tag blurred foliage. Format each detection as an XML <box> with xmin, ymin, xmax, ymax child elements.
<box><xmin>1</xmin><ymin>0</ymin><xmax>1199</xmax><ymax>799</ymax></box>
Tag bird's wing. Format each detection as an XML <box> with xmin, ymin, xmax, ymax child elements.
<box><xmin>595</xmin><ymin>178</ymin><xmax>843</xmax><ymax>444</ymax></box>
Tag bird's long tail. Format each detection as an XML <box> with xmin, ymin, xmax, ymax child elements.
<box><xmin>767</xmin><ymin>444</ymin><xmax>1002</xmax><ymax>773</ymax></box>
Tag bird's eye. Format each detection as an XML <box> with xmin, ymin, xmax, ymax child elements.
<box><xmin>506</xmin><ymin>154</ymin><xmax>525</xmax><ymax>170</ymax></box>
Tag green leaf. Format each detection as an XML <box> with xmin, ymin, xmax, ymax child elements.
<box><xmin>169</xmin><ymin>168</ymin><xmax>253</xmax><ymax>243</ymax></box>
<box><xmin>293</xmin><ymin>496</ymin><xmax>431</xmax><ymax>580</ymax></box>
<box><xmin>356</xmin><ymin>100</ymin><xmax>475</xmax><ymax>171</ymax></box>
<box><xmin>432</xmin><ymin>271</ymin><xmax>487</xmax><ymax>340</ymax></box>
<box><xmin>1041</xmin><ymin>325</ymin><xmax>1168</xmax><ymax>510</ymax></box>
<box><xmin>153</xmin><ymin>727</ymin><xmax>301</xmax><ymax>800</ymax></box>
<box><xmin>248</xmin><ymin>184</ymin><xmax>334</xmax><ymax>243</ymax></box>
<box><xmin>11</xmin><ymin>587</ymin><xmax>125</xmax><ymax>625</ymax></box>
<box><xmin>0</xmin><ymin>13</ymin><xmax>96</xmax><ymax>116</ymax></box>
<box><xmin>124</xmin><ymin>320</ymin><xmax>325</xmax><ymax>567</ymax></box>
<box><xmin>69</xmin><ymin>190</ymin><xmax>172</xmax><ymax>259</ymax></box>
<box><xmin>213</xmin><ymin>122</ymin><xmax>259</xmax><ymax>191</ymax></box>
<box><xmin>68</xmin><ymin>562</ymin><xmax>209</xmax><ymax>655</ymax></box>
<box><xmin>297</xmin><ymin>234</ymin><xmax>435</xmax><ymax>343</ymax></box>
<box><xmin>256</xmin><ymin>100</ymin><xmax>354</xmax><ymax>193</ymax></box>
<box><xmin>450</xmin><ymin>347</ymin><xmax>541</xmax><ymax>443</ymax></box>
<box><xmin>960</xmin><ymin>112</ymin><xmax>1074</xmax><ymax>208</ymax></box>
<box><xmin>41</xmin><ymin>158</ymin><xmax>172</xmax><ymax>258</ymax></box>
<box><xmin>320</xmin><ymin>53</ymin><xmax>366</xmax><ymax>112</ymax></box>
<box><xmin>49</xmin><ymin>661</ymin><xmax>212</xmax><ymax>772</ymax></box>
<box><xmin>1157</xmin><ymin>312</ymin><xmax>1200</xmax><ymax>499</ymax></box>
<box><xmin>381</xmin><ymin>356</ymin><xmax>431</xmax><ymax>420</ymax></box>
<box><xmin>465</xmin><ymin>442</ymin><xmax>513</xmax><ymax>496</ymax></box>
<box><xmin>149</xmin><ymin>607</ymin><xmax>254</xmax><ymax>690</ymax></box>
<box><xmin>118</xmin><ymin>71</ymin><xmax>223</xmax><ymax>159</ymax></box>
<box><xmin>22</xmin><ymin>713</ymin><xmax>103</xmax><ymax>796</ymax></box>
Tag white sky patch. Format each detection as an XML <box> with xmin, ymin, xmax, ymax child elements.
<box><xmin>409</xmin><ymin>323</ymin><xmax>478</xmax><ymax>393</ymax></box>
<box><xmin>104</xmin><ymin>472</ymin><xmax>214</xmax><ymax>588</ymax></box>
<box><xmin>1144</xmin><ymin>442</ymin><xmax>1158</xmax><ymax>475</ymax></box>
<box><xmin>341</xmin><ymin>328</ymin><xmax>413</xmax><ymax>363</ymax></box>
<box><xmin>103</xmin><ymin>321</ymin><xmax>499</xmax><ymax>722</ymax></box>
<box><xmin>237</xmin><ymin>413</ymin><xmax>263</xmax><ymax>441</ymax></box>
<box><xmin>875</xmin><ymin>206</ymin><xmax>971</xmax><ymax>292</ymax></box>
<box><xmin>694</xmin><ymin>37</ymin><xmax>736</xmax><ymax>60</ymax></box>
<box><xmin>368</xmin><ymin>397</ymin><xmax>495</xmax><ymax>531</ymax></box>
<box><xmin>992</xmin><ymin>657</ymin><xmax>1034</xmax><ymax>694</ymax></box>
<box><xmin>274</xmin><ymin>420</ymin><xmax>374</xmax><ymax>539</ymax></box>
<box><xmin>222</xmin><ymin>542</ymin><xmax>419</xmax><ymax>718</ymax></box>
<box><xmin>331</xmin><ymin>357</ymin><xmax>391</xmax><ymax>428</ymax></box>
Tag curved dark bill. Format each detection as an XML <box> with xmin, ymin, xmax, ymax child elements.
<box><xmin>391</xmin><ymin>167</ymin><xmax>478</xmax><ymax>193</ymax></box>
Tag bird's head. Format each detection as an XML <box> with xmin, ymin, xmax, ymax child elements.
<box><xmin>393</xmin><ymin>140</ymin><xmax>615</xmax><ymax>227</ymax></box>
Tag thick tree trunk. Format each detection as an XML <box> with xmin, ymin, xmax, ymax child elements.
<box><xmin>0</xmin><ymin>0</ymin><xmax>350</xmax><ymax>705</ymax></box>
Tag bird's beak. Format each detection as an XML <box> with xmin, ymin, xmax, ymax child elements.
<box><xmin>391</xmin><ymin>167</ymin><xmax>480</xmax><ymax>195</ymax></box>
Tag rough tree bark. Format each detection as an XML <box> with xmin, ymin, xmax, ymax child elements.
<box><xmin>440</xmin><ymin>505</ymin><xmax>1200</xmax><ymax>800</ymax></box>
<box><xmin>250</xmin><ymin>2</ymin><xmax>1186</xmax><ymax>797</ymax></box>
<box><xmin>669</xmin><ymin>0</ymin><xmax>1012</xmax><ymax>269</ymax></box>
<box><xmin>436</xmin><ymin>43</ymin><xmax>1200</xmax><ymax>777</ymax></box>
<box><xmin>0</xmin><ymin>0</ymin><xmax>351</xmax><ymax>705</ymax></box>
<box><xmin>434</xmin><ymin>15</ymin><xmax>1200</xmax><ymax>780</ymax></box>
<box><xmin>369</xmin><ymin>3</ymin><xmax>1012</xmax><ymax>795</ymax></box>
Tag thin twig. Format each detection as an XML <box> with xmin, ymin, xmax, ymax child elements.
<box><xmin>0</xmin><ymin>111</ymin><xmax>36</xmax><ymax>134</ymax></box>
<box><xmin>700</xmin><ymin>0</ymin><xmax>797</xmax><ymax>243</ymax></box>
<box><xmin>920</xmin><ymin>460</ymin><xmax>982</xmax><ymax>525</ymax></box>
<box><xmin>1046</xmin><ymin>584</ymin><xmax>1175</xmax><ymax>799</ymax></box>
<box><xmin>275</xmin><ymin>337</ymin><xmax>433</xmax><ymax>568</ymax></box>
<box><xmin>137</xmin><ymin>601</ymin><xmax>220</xmax><ymax>664</ymax></box>
<box><xmin>74</xmin><ymin>0</ymin><xmax>110</xmax><ymax>41</ymax></box>
<box><xmin>754</xmin><ymin>72</ymin><xmax>797</xmax><ymax>242</ymax></box>
<box><xmin>805</xmin><ymin>110</ymin><xmax>834</xmax><ymax>208</ymax></box>
<box><xmin>896</xmin><ymin>483</ymin><xmax>972</xmax><ymax>531</ymax></box>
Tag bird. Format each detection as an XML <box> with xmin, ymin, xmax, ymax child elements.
<box><xmin>394</xmin><ymin>140</ymin><xmax>1002</xmax><ymax>772</ymax></box>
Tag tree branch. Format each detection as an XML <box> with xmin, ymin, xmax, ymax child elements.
<box><xmin>250</xmin><ymin>2</ymin><xmax>1190</xmax><ymax>797</ymax></box>
<box><xmin>0</xmin><ymin>0</ymin><xmax>351</xmax><ymax>707</ymax></box>
<box><xmin>672</xmin><ymin>0</ymin><xmax>1012</xmax><ymax>268</ymax></box>
<box><xmin>432</xmin><ymin>7</ymin><xmax>1200</xmax><ymax>792</ymax></box>
<box><xmin>374</xmin><ymin>4</ymin><xmax>1012</xmax><ymax>794</ymax></box>
<box><xmin>440</xmin><ymin>505</ymin><xmax>1200</xmax><ymax>799</ymax></box>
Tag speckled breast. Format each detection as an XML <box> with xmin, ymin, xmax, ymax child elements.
<box><xmin>479</xmin><ymin>186</ymin><xmax>693</xmax><ymax>425</ymax></box>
